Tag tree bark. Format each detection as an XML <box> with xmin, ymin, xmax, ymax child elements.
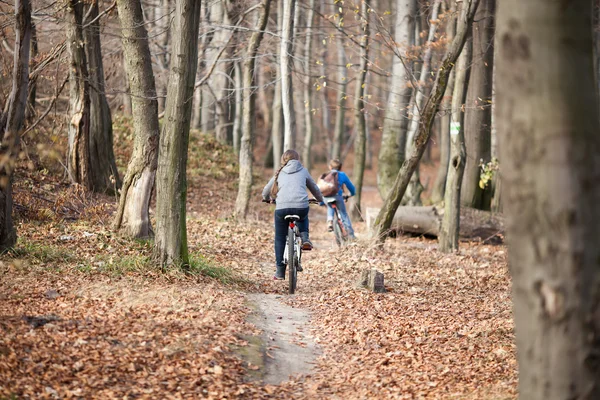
<box><xmin>66</xmin><ymin>0</ymin><xmax>92</xmax><ymax>189</ymax></box>
<box><xmin>497</xmin><ymin>2</ymin><xmax>600</xmax><ymax>399</ymax></box>
<box><xmin>1</xmin><ymin>0</ymin><xmax>31</xmax><ymax>251</ymax></box>
<box><xmin>372</xmin><ymin>0</ymin><xmax>480</xmax><ymax>244</ymax></box>
<box><xmin>84</xmin><ymin>0</ymin><xmax>121</xmax><ymax>194</ymax></box>
<box><xmin>281</xmin><ymin>0</ymin><xmax>296</xmax><ymax>150</ymax></box>
<box><xmin>235</xmin><ymin>0</ymin><xmax>271</xmax><ymax>219</ymax></box>
<box><xmin>25</xmin><ymin>21</ymin><xmax>37</xmax><ymax>122</ymax></box>
<box><xmin>403</xmin><ymin>0</ymin><xmax>442</xmax><ymax>206</ymax></box>
<box><xmin>431</xmin><ymin>1</ymin><xmax>456</xmax><ymax>204</ymax></box>
<box><xmin>211</xmin><ymin>1</ymin><xmax>233</xmax><ymax>145</ymax></box>
<box><xmin>232</xmin><ymin>60</ymin><xmax>242</xmax><ymax>154</ymax></box>
<box><xmin>302</xmin><ymin>0</ymin><xmax>315</xmax><ymax>172</ymax></box>
<box><xmin>271</xmin><ymin>0</ymin><xmax>284</xmax><ymax>169</ymax></box>
<box><xmin>332</xmin><ymin>35</ymin><xmax>347</xmax><ymax>161</ymax></box>
<box><xmin>377</xmin><ymin>0</ymin><xmax>416</xmax><ymax>200</ymax></box>
<box><xmin>439</xmin><ymin>19</ymin><xmax>471</xmax><ymax>253</ymax></box>
<box><xmin>352</xmin><ymin>0</ymin><xmax>369</xmax><ymax>220</ymax></box>
<box><xmin>154</xmin><ymin>0</ymin><xmax>201</xmax><ymax>267</ymax></box>
<box><xmin>114</xmin><ymin>0</ymin><xmax>160</xmax><ymax>239</ymax></box>
<box><xmin>461</xmin><ymin>0</ymin><xmax>494</xmax><ymax>209</ymax></box>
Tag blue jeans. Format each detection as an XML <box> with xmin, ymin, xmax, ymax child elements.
<box><xmin>274</xmin><ymin>208</ymin><xmax>309</xmax><ymax>275</ymax></box>
<box><xmin>326</xmin><ymin>195</ymin><xmax>355</xmax><ymax>237</ymax></box>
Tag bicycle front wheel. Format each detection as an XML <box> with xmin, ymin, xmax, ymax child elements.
<box><xmin>288</xmin><ymin>228</ymin><xmax>297</xmax><ymax>294</ymax></box>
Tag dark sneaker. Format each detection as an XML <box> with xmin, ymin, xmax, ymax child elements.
<box><xmin>273</xmin><ymin>275</ymin><xmax>285</xmax><ymax>280</ymax></box>
<box><xmin>301</xmin><ymin>240</ymin><xmax>313</xmax><ymax>251</ymax></box>
<box><xmin>327</xmin><ymin>222</ymin><xmax>333</xmax><ymax>232</ymax></box>
<box><xmin>296</xmin><ymin>264</ymin><xmax>303</xmax><ymax>272</ymax></box>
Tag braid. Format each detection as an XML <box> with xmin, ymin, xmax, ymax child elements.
<box><xmin>270</xmin><ymin>162</ymin><xmax>287</xmax><ymax>198</ymax></box>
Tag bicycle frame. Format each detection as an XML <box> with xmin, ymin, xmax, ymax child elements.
<box><xmin>283</xmin><ymin>218</ymin><xmax>302</xmax><ymax>294</ymax></box>
<box><xmin>327</xmin><ymin>197</ymin><xmax>349</xmax><ymax>247</ymax></box>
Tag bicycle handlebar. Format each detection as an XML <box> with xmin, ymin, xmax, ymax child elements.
<box><xmin>262</xmin><ymin>198</ymin><xmax>322</xmax><ymax>205</ymax></box>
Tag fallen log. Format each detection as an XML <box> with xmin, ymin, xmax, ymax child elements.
<box><xmin>366</xmin><ymin>206</ymin><xmax>504</xmax><ymax>242</ymax></box>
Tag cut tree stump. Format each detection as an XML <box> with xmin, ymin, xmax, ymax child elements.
<box><xmin>357</xmin><ymin>269</ymin><xmax>386</xmax><ymax>293</ymax></box>
<box><xmin>366</xmin><ymin>206</ymin><xmax>504</xmax><ymax>242</ymax></box>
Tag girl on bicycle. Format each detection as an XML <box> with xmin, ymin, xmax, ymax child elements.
<box><xmin>262</xmin><ymin>149</ymin><xmax>324</xmax><ymax>280</ymax></box>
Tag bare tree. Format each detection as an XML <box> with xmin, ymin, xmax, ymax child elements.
<box><xmin>113</xmin><ymin>0</ymin><xmax>160</xmax><ymax>239</ymax></box>
<box><xmin>0</xmin><ymin>0</ymin><xmax>31</xmax><ymax>251</ymax></box>
<box><xmin>372</xmin><ymin>0</ymin><xmax>481</xmax><ymax>243</ymax></box>
<box><xmin>497</xmin><ymin>1</ymin><xmax>600</xmax><ymax>398</ymax></box>
<box><xmin>438</xmin><ymin>12</ymin><xmax>471</xmax><ymax>253</ymax></box>
<box><xmin>235</xmin><ymin>0</ymin><xmax>272</xmax><ymax>219</ymax></box>
<box><xmin>272</xmin><ymin>0</ymin><xmax>284</xmax><ymax>169</ymax></box>
<box><xmin>302</xmin><ymin>0</ymin><xmax>316</xmax><ymax>171</ymax></box>
<box><xmin>377</xmin><ymin>0</ymin><xmax>416</xmax><ymax>199</ymax></box>
<box><xmin>281</xmin><ymin>0</ymin><xmax>297</xmax><ymax>150</ymax></box>
<box><xmin>351</xmin><ymin>0</ymin><xmax>369</xmax><ymax>220</ymax></box>
<box><xmin>154</xmin><ymin>0</ymin><xmax>201</xmax><ymax>267</ymax></box>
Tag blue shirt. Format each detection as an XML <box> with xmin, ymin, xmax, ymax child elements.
<box><xmin>331</xmin><ymin>169</ymin><xmax>356</xmax><ymax>197</ymax></box>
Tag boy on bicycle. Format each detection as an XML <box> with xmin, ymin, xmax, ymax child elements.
<box><xmin>262</xmin><ymin>150</ymin><xmax>324</xmax><ymax>280</ymax></box>
<box><xmin>322</xmin><ymin>158</ymin><xmax>356</xmax><ymax>239</ymax></box>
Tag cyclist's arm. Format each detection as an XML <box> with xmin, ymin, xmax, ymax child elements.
<box><xmin>340</xmin><ymin>172</ymin><xmax>356</xmax><ymax>196</ymax></box>
<box><xmin>262</xmin><ymin>176</ymin><xmax>275</xmax><ymax>201</ymax></box>
<box><xmin>306</xmin><ymin>173</ymin><xmax>325</xmax><ymax>203</ymax></box>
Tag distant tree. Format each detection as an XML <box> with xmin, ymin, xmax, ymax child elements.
<box><xmin>281</xmin><ymin>0</ymin><xmax>297</xmax><ymax>150</ymax></box>
<box><xmin>301</xmin><ymin>0</ymin><xmax>316</xmax><ymax>172</ymax></box>
<box><xmin>113</xmin><ymin>0</ymin><xmax>160</xmax><ymax>239</ymax></box>
<box><xmin>235</xmin><ymin>0</ymin><xmax>272</xmax><ymax>219</ymax></box>
<box><xmin>372</xmin><ymin>0</ymin><xmax>481</xmax><ymax>243</ymax></box>
<box><xmin>154</xmin><ymin>0</ymin><xmax>201</xmax><ymax>266</ymax></box>
<box><xmin>0</xmin><ymin>0</ymin><xmax>31</xmax><ymax>251</ymax></box>
<box><xmin>497</xmin><ymin>1</ymin><xmax>600</xmax><ymax>398</ymax></box>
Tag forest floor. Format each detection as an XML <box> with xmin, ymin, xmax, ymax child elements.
<box><xmin>0</xmin><ymin>132</ymin><xmax>517</xmax><ymax>399</ymax></box>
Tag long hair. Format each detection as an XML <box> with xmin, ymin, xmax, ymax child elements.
<box><xmin>270</xmin><ymin>149</ymin><xmax>300</xmax><ymax>198</ymax></box>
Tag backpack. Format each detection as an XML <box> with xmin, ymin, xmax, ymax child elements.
<box><xmin>317</xmin><ymin>171</ymin><xmax>339</xmax><ymax>197</ymax></box>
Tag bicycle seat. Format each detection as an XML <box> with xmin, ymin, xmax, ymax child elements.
<box><xmin>326</xmin><ymin>198</ymin><xmax>337</xmax><ymax>204</ymax></box>
<box><xmin>284</xmin><ymin>215</ymin><xmax>300</xmax><ymax>221</ymax></box>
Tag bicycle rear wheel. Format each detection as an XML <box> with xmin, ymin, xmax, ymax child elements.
<box><xmin>288</xmin><ymin>228</ymin><xmax>297</xmax><ymax>294</ymax></box>
<box><xmin>333</xmin><ymin>211</ymin><xmax>347</xmax><ymax>247</ymax></box>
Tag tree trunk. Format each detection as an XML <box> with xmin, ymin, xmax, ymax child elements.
<box><xmin>403</xmin><ymin>0</ymin><xmax>442</xmax><ymax>206</ymax></box>
<box><xmin>84</xmin><ymin>0</ymin><xmax>121</xmax><ymax>194</ymax></box>
<box><xmin>332</xmin><ymin>36</ymin><xmax>347</xmax><ymax>160</ymax></box>
<box><xmin>235</xmin><ymin>0</ymin><xmax>271</xmax><ymax>219</ymax></box>
<box><xmin>302</xmin><ymin>0</ymin><xmax>315</xmax><ymax>172</ymax></box>
<box><xmin>211</xmin><ymin>1</ymin><xmax>233</xmax><ymax>145</ymax></box>
<box><xmin>431</xmin><ymin>1</ymin><xmax>456</xmax><ymax>204</ymax></box>
<box><xmin>497</xmin><ymin>2</ymin><xmax>600</xmax><ymax>399</ymax></box>
<box><xmin>232</xmin><ymin>60</ymin><xmax>242</xmax><ymax>154</ymax></box>
<box><xmin>66</xmin><ymin>0</ymin><xmax>92</xmax><ymax>189</ymax></box>
<box><xmin>154</xmin><ymin>0</ymin><xmax>201</xmax><ymax>267</ymax></box>
<box><xmin>271</xmin><ymin>0</ymin><xmax>284</xmax><ymax>169</ymax></box>
<box><xmin>352</xmin><ymin>1</ymin><xmax>369</xmax><ymax>220</ymax></box>
<box><xmin>461</xmin><ymin>0</ymin><xmax>494</xmax><ymax>209</ymax></box>
<box><xmin>377</xmin><ymin>0</ymin><xmax>416</xmax><ymax>200</ymax></box>
<box><xmin>155</xmin><ymin>0</ymin><xmax>171</xmax><ymax>113</ymax></box>
<box><xmin>1</xmin><ymin>0</ymin><xmax>31</xmax><ymax>251</ymax></box>
<box><xmin>372</xmin><ymin>0</ymin><xmax>480</xmax><ymax>244</ymax></box>
<box><xmin>438</xmin><ymin>18</ymin><xmax>471</xmax><ymax>253</ymax></box>
<box><xmin>114</xmin><ymin>0</ymin><xmax>160</xmax><ymax>239</ymax></box>
<box><xmin>25</xmin><ymin>21</ymin><xmax>37</xmax><ymax>122</ymax></box>
<box><xmin>281</xmin><ymin>0</ymin><xmax>296</xmax><ymax>150</ymax></box>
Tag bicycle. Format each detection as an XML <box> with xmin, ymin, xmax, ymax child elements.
<box><xmin>326</xmin><ymin>195</ymin><xmax>351</xmax><ymax>247</ymax></box>
<box><xmin>263</xmin><ymin>198</ymin><xmax>319</xmax><ymax>294</ymax></box>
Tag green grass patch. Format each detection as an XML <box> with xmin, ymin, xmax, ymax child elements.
<box><xmin>5</xmin><ymin>239</ymin><xmax>73</xmax><ymax>265</ymax></box>
<box><xmin>78</xmin><ymin>253</ymin><xmax>153</xmax><ymax>276</ymax></box>
<box><xmin>185</xmin><ymin>253</ymin><xmax>240</xmax><ymax>284</ymax></box>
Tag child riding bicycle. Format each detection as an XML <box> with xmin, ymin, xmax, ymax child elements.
<box><xmin>262</xmin><ymin>150</ymin><xmax>324</xmax><ymax>280</ymax></box>
<box><xmin>321</xmin><ymin>158</ymin><xmax>356</xmax><ymax>239</ymax></box>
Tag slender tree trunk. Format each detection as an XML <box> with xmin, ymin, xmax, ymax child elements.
<box><xmin>66</xmin><ymin>0</ymin><xmax>92</xmax><ymax>189</ymax></box>
<box><xmin>352</xmin><ymin>0</ymin><xmax>369</xmax><ymax>220</ymax></box>
<box><xmin>302</xmin><ymin>0</ymin><xmax>315</xmax><ymax>171</ymax></box>
<box><xmin>431</xmin><ymin>1</ymin><xmax>456</xmax><ymax>204</ymax></box>
<box><xmin>154</xmin><ymin>0</ymin><xmax>201</xmax><ymax>267</ymax></box>
<box><xmin>372</xmin><ymin>0</ymin><xmax>480</xmax><ymax>243</ymax></box>
<box><xmin>403</xmin><ymin>0</ymin><xmax>442</xmax><ymax>206</ymax></box>
<box><xmin>271</xmin><ymin>0</ymin><xmax>284</xmax><ymax>169</ymax></box>
<box><xmin>25</xmin><ymin>21</ymin><xmax>37</xmax><ymax>122</ymax></box>
<box><xmin>461</xmin><ymin>0</ymin><xmax>494</xmax><ymax>209</ymax></box>
<box><xmin>332</xmin><ymin>38</ymin><xmax>347</xmax><ymax>160</ymax></box>
<box><xmin>235</xmin><ymin>0</ymin><xmax>271</xmax><ymax>219</ymax></box>
<box><xmin>1</xmin><ymin>0</ymin><xmax>31</xmax><ymax>251</ymax></box>
<box><xmin>232</xmin><ymin>60</ymin><xmax>242</xmax><ymax>154</ymax></box>
<box><xmin>439</xmin><ymin>25</ymin><xmax>471</xmax><ymax>253</ymax></box>
<box><xmin>377</xmin><ymin>0</ymin><xmax>416</xmax><ymax>200</ymax></box>
<box><xmin>211</xmin><ymin>1</ymin><xmax>233</xmax><ymax>145</ymax></box>
<box><xmin>281</xmin><ymin>0</ymin><xmax>296</xmax><ymax>150</ymax></box>
<box><xmin>497</xmin><ymin>1</ymin><xmax>600</xmax><ymax>398</ymax></box>
<box><xmin>84</xmin><ymin>0</ymin><xmax>121</xmax><ymax>193</ymax></box>
<box><xmin>155</xmin><ymin>0</ymin><xmax>171</xmax><ymax>113</ymax></box>
<box><xmin>114</xmin><ymin>0</ymin><xmax>160</xmax><ymax>239</ymax></box>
